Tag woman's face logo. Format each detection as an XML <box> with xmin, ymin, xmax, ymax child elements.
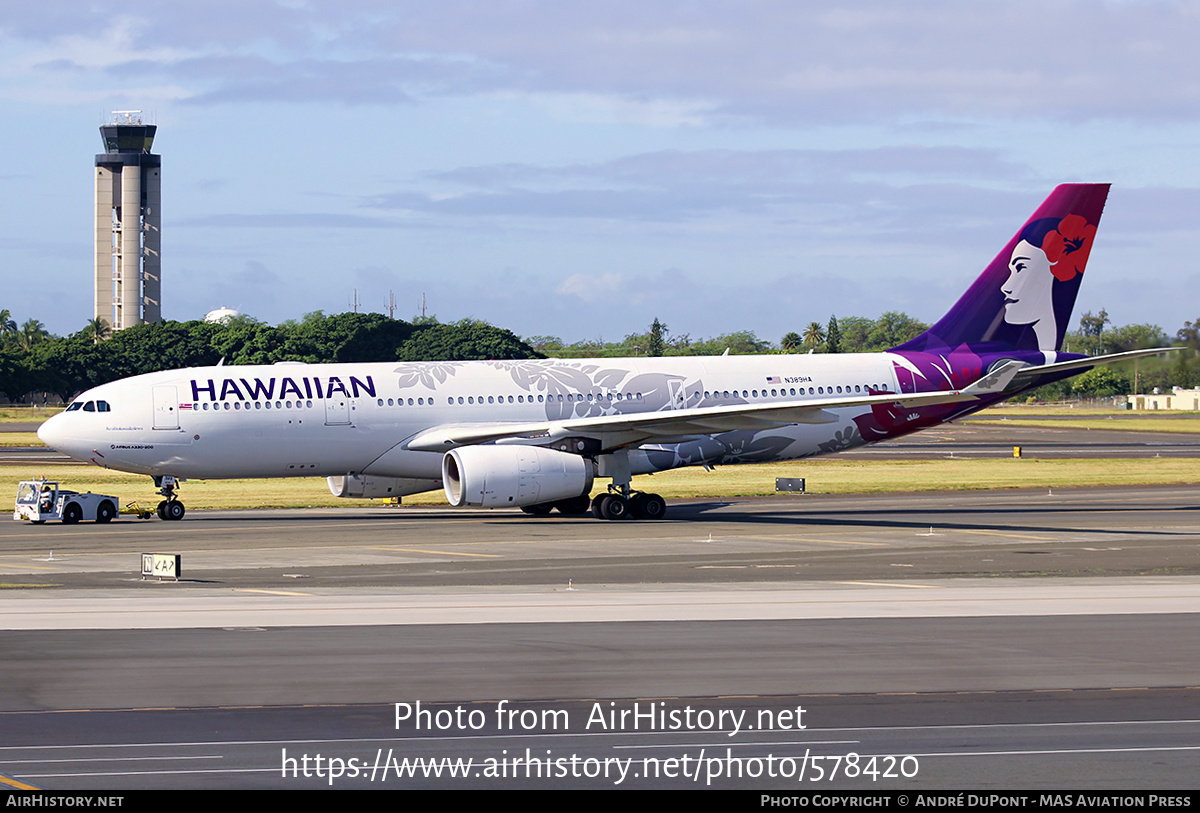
<box><xmin>1002</xmin><ymin>239</ymin><xmax>1055</xmax><ymax>326</ymax></box>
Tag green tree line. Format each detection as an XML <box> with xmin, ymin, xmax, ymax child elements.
<box><xmin>3</xmin><ymin>305</ymin><xmax>1195</xmax><ymax>404</ymax></box>
<box><xmin>0</xmin><ymin>311</ymin><xmax>537</xmax><ymax>403</ymax></box>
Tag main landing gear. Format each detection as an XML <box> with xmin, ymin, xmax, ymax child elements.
<box><xmin>519</xmin><ymin>490</ymin><xmax>667</xmax><ymax>520</ymax></box>
<box><xmin>153</xmin><ymin>476</ymin><xmax>186</xmax><ymax>522</ymax></box>
<box><xmin>517</xmin><ymin>452</ymin><xmax>668</xmax><ymax>521</ymax></box>
<box><xmin>590</xmin><ymin>489</ymin><xmax>667</xmax><ymax>521</ymax></box>
<box><xmin>588</xmin><ymin>450</ymin><xmax>666</xmax><ymax>521</ymax></box>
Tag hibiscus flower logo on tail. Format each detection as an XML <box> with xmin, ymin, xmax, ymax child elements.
<box><xmin>1042</xmin><ymin>213</ymin><xmax>1096</xmax><ymax>282</ymax></box>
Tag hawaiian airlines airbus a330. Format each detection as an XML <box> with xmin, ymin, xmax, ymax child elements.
<box><xmin>39</xmin><ymin>184</ymin><xmax>1171</xmax><ymax>521</ymax></box>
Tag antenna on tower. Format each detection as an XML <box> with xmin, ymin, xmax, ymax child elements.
<box><xmin>386</xmin><ymin>290</ymin><xmax>396</xmax><ymax>319</ymax></box>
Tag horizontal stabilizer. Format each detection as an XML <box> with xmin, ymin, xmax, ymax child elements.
<box><xmin>1010</xmin><ymin>347</ymin><xmax>1182</xmax><ymax>387</ymax></box>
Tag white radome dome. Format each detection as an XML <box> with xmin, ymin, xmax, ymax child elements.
<box><xmin>204</xmin><ymin>307</ymin><xmax>240</xmax><ymax>324</ymax></box>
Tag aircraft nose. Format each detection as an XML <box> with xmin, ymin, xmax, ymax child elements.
<box><xmin>37</xmin><ymin>413</ymin><xmax>67</xmax><ymax>452</ymax></box>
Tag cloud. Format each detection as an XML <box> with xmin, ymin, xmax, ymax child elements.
<box><xmin>555</xmin><ymin>271</ymin><xmax>626</xmax><ymax>302</ymax></box>
<box><xmin>368</xmin><ymin>147</ymin><xmax>1033</xmax><ymax>231</ymax></box>
<box><xmin>175</xmin><ymin>213</ymin><xmax>409</xmax><ymax>229</ymax></box>
<box><xmin>7</xmin><ymin>2</ymin><xmax>1200</xmax><ymax>121</ymax></box>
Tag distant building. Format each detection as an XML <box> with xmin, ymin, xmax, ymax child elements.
<box><xmin>94</xmin><ymin>111</ymin><xmax>161</xmax><ymax>330</ymax></box>
<box><xmin>204</xmin><ymin>307</ymin><xmax>240</xmax><ymax>324</ymax></box>
<box><xmin>1127</xmin><ymin>388</ymin><xmax>1200</xmax><ymax>411</ymax></box>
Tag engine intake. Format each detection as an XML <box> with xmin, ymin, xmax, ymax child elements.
<box><xmin>442</xmin><ymin>445</ymin><xmax>593</xmax><ymax>508</ymax></box>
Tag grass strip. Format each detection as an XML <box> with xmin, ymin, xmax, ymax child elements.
<box><xmin>4</xmin><ymin>457</ymin><xmax>1197</xmax><ymax>511</ymax></box>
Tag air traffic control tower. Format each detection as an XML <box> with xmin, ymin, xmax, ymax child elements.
<box><xmin>94</xmin><ymin>110</ymin><xmax>161</xmax><ymax>330</ymax></box>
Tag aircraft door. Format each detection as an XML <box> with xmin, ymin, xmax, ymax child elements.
<box><xmin>153</xmin><ymin>386</ymin><xmax>179</xmax><ymax>430</ymax></box>
<box><xmin>325</xmin><ymin>395</ymin><xmax>350</xmax><ymax>425</ymax></box>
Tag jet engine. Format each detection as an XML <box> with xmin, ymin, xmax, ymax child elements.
<box><xmin>442</xmin><ymin>445</ymin><xmax>594</xmax><ymax>508</ymax></box>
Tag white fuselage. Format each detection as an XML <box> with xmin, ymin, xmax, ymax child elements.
<box><xmin>39</xmin><ymin>353</ymin><xmax>909</xmax><ymax>488</ymax></box>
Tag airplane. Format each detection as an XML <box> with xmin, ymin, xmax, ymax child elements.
<box><xmin>38</xmin><ymin>183</ymin><xmax>1175</xmax><ymax>521</ymax></box>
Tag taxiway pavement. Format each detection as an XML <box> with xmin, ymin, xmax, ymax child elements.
<box><xmin>2</xmin><ymin>485</ymin><xmax>1199</xmax><ymax>790</ymax></box>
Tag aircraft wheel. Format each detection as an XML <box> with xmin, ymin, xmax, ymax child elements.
<box><xmin>639</xmin><ymin>493</ymin><xmax>667</xmax><ymax>520</ymax></box>
<box><xmin>590</xmin><ymin>494</ymin><xmax>608</xmax><ymax>519</ymax></box>
<box><xmin>600</xmin><ymin>495</ymin><xmax>630</xmax><ymax>521</ymax></box>
<box><xmin>165</xmin><ymin>501</ymin><xmax>186</xmax><ymax>522</ymax></box>
<box><xmin>156</xmin><ymin>500</ymin><xmax>168</xmax><ymax>520</ymax></box>
<box><xmin>96</xmin><ymin>501</ymin><xmax>117</xmax><ymax>523</ymax></box>
<box><xmin>62</xmin><ymin>503</ymin><xmax>83</xmax><ymax>525</ymax></box>
<box><xmin>520</xmin><ymin>503</ymin><xmax>553</xmax><ymax>516</ymax></box>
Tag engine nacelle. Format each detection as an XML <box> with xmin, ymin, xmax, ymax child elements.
<box><xmin>442</xmin><ymin>445</ymin><xmax>594</xmax><ymax>508</ymax></box>
<box><xmin>327</xmin><ymin>474</ymin><xmax>440</xmax><ymax>499</ymax></box>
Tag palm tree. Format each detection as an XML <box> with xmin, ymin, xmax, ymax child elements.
<box><xmin>17</xmin><ymin>319</ymin><xmax>49</xmax><ymax>351</ymax></box>
<box><xmin>0</xmin><ymin>309</ymin><xmax>16</xmax><ymax>349</ymax></box>
<box><xmin>803</xmin><ymin>321</ymin><xmax>824</xmax><ymax>349</ymax></box>
<box><xmin>84</xmin><ymin>317</ymin><xmax>112</xmax><ymax>344</ymax></box>
<box><xmin>781</xmin><ymin>332</ymin><xmax>802</xmax><ymax>353</ymax></box>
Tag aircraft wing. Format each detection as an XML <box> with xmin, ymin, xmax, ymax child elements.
<box><xmin>1009</xmin><ymin>347</ymin><xmax>1182</xmax><ymax>386</ymax></box>
<box><xmin>405</xmin><ymin>361</ymin><xmax>1025</xmax><ymax>453</ymax></box>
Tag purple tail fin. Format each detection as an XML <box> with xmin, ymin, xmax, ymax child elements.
<box><xmin>894</xmin><ymin>184</ymin><xmax>1110</xmax><ymax>355</ymax></box>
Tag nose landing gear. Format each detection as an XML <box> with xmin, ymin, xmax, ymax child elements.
<box><xmin>153</xmin><ymin>476</ymin><xmax>186</xmax><ymax>521</ymax></box>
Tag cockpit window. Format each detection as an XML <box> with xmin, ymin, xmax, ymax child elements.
<box><xmin>64</xmin><ymin>399</ymin><xmax>110</xmax><ymax>413</ymax></box>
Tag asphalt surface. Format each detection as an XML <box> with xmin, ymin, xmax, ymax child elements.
<box><xmin>3</xmin><ymin>486</ymin><xmax>1199</xmax><ymax>588</ymax></box>
<box><xmin>2</xmin><ymin>420</ymin><xmax>1199</xmax><ymax>790</ymax></box>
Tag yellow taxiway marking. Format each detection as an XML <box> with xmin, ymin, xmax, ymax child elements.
<box><xmin>837</xmin><ymin>581</ymin><xmax>939</xmax><ymax>589</ymax></box>
<box><xmin>0</xmin><ymin>564</ymin><xmax>64</xmax><ymax>571</ymax></box>
<box><xmin>0</xmin><ymin>774</ymin><xmax>40</xmax><ymax>790</ymax></box>
<box><xmin>233</xmin><ymin>588</ymin><xmax>315</xmax><ymax>597</ymax></box>
<box><xmin>959</xmin><ymin>530</ymin><xmax>1055</xmax><ymax>541</ymax></box>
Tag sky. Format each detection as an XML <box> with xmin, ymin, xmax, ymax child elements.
<box><xmin>2</xmin><ymin>1</ymin><xmax>1199</xmax><ymax>345</ymax></box>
